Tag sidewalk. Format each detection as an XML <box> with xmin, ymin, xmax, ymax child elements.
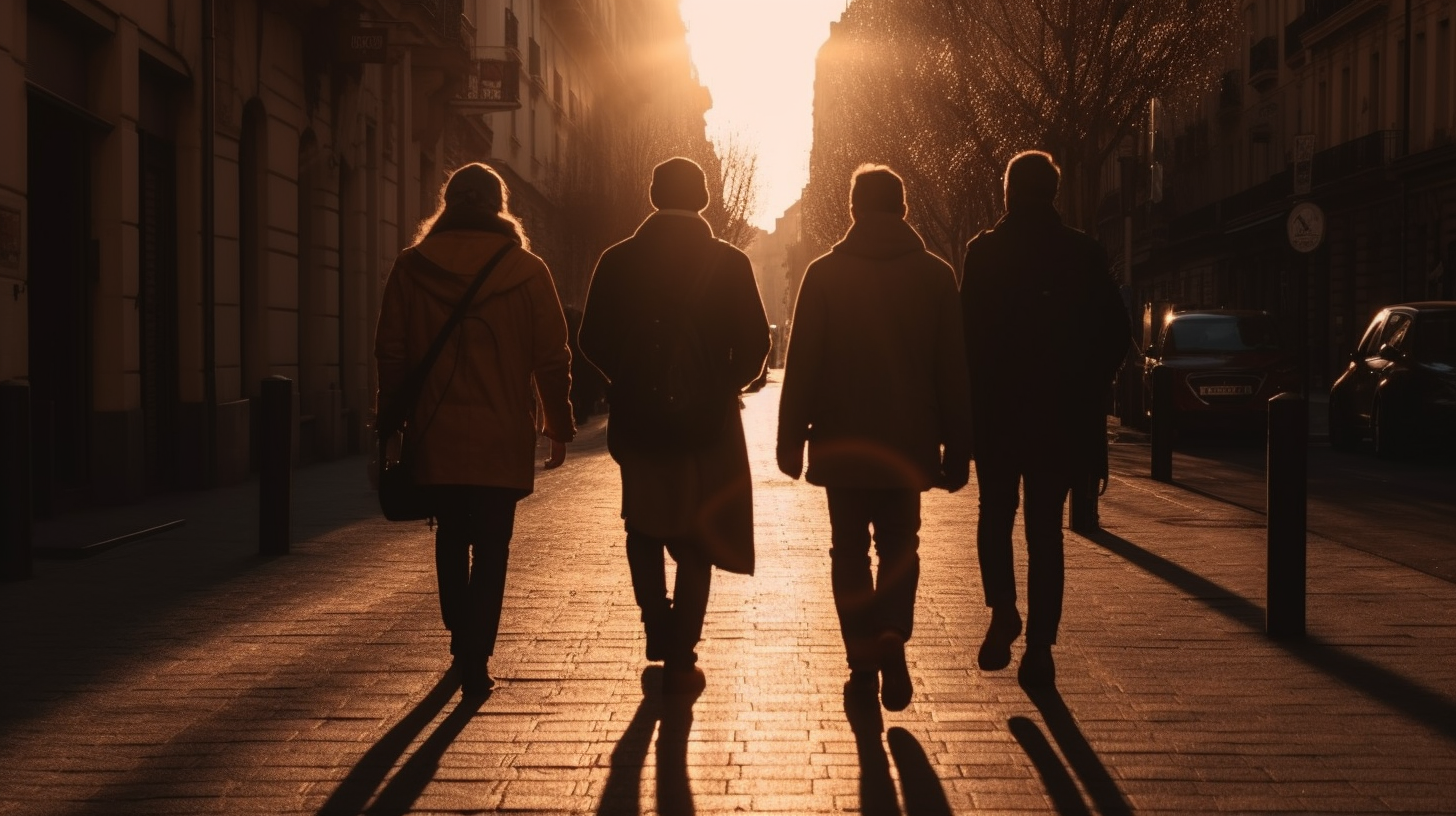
<box><xmin>2</xmin><ymin>374</ymin><xmax>1453</xmax><ymax>815</ymax></box>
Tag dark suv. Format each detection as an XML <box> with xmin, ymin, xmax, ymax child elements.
<box><xmin>1143</xmin><ymin>309</ymin><xmax>1297</xmax><ymax>430</ymax></box>
<box><xmin>1328</xmin><ymin>302</ymin><xmax>1456</xmax><ymax>457</ymax></box>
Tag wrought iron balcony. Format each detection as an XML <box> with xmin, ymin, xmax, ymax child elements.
<box><xmin>453</xmin><ymin>47</ymin><xmax>521</xmax><ymax>113</ymax></box>
<box><xmin>1311</xmin><ymin>129</ymin><xmax>1401</xmax><ymax>185</ymax></box>
<box><xmin>403</xmin><ymin>0</ymin><xmax>466</xmax><ymax>44</ymax></box>
<box><xmin>1248</xmin><ymin>36</ymin><xmax>1278</xmax><ymax>90</ymax></box>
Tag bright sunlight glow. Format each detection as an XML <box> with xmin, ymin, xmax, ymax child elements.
<box><xmin>679</xmin><ymin>0</ymin><xmax>850</xmax><ymax>232</ymax></box>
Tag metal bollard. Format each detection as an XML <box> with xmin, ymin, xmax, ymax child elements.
<box><xmin>259</xmin><ymin>376</ymin><xmax>293</xmax><ymax>556</ymax></box>
<box><xmin>1266</xmin><ymin>392</ymin><xmax>1307</xmax><ymax>639</ymax></box>
<box><xmin>1150</xmin><ymin>366</ymin><xmax>1174</xmax><ymax>482</ymax></box>
<box><xmin>0</xmin><ymin>380</ymin><xmax>33</xmax><ymax>581</ymax></box>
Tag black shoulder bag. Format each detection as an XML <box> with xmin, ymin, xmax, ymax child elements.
<box><xmin>377</xmin><ymin>243</ymin><xmax>514</xmax><ymax>521</ymax></box>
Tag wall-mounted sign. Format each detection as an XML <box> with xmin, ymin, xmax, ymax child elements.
<box><xmin>1287</xmin><ymin>201</ymin><xmax>1324</xmax><ymax>253</ymax></box>
<box><xmin>337</xmin><ymin>27</ymin><xmax>387</xmax><ymax>63</ymax></box>
<box><xmin>1293</xmin><ymin>134</ymin><xmax>1315</xmax><ymax>195</ymax></box>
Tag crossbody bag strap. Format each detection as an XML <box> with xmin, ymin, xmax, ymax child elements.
<box><xmin>378</xmin><ymin>242</ymin><xmax>515</xmax><ymax>437</ymax></box>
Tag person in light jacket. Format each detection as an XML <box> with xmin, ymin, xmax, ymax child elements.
<box><xmin>777</xmin><ymin>164</ymin><xmax>973</xmax><ymax>712</ymax></box>
<box><xmin>578</xmin><ymin>157</ymin><xmax>769</xmax><ymax>697</ymax></box>
<box><xmin>375</xmin><ymin>162</ymin><xmax>575</xmax><ymax>696</ymax></box>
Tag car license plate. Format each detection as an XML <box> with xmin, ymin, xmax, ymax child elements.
<box><xmin>1199</xmin><ymin>385</ymin><xmax>1253</xmax><ymax>396</ymax></box>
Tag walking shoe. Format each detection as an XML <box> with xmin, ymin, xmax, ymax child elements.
<box><xmin>877</xmin><ymin>631</ymin><xmax>912</xmax><ymax>712</ymax></box>
<box><xmin>1018</xmin><ymin>645</ymin><xmax>1055</xmax><ymax>688</ymax></box>
<box><xmin>663</xmin><ymin>665</ymin><xmax>706</xmax><ymax>698</ymax></box>
<box><xmin>460</xmin><ymin>658</ymin><xmax>495</xmax><ymax>696</ymax></box>
<box><xmin>977</xmin><ymin>607</ymin><xmax>1023</xmax><ymax>671</ymax></box>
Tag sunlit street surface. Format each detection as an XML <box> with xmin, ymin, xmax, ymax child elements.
<box><xmin>2</xmin><ymin>375</ymin><xmax>1454</xmax><ymax>815</ymax></box>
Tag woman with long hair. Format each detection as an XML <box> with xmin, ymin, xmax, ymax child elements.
<box><xmin>375</xmin><ymin>162</ymin><xmax>575</xmax><ymax>695</ymax></box>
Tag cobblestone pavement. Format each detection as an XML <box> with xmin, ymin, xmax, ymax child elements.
<box><xmin>2</xmin><ymin>373</ymin><xmax>1454</xmax><ymax>815</ymax></box>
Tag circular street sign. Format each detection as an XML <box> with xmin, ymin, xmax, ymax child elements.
<box><xmin>1287</xmin><ymin>201</ymin><xmax>1325</xmax><ymax>253</ymax></box>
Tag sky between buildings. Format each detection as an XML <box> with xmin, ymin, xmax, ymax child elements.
<box><xmin>679</xmin><ymin>0</ymin><xmax>850</xmax><ymax>232</ymax></box>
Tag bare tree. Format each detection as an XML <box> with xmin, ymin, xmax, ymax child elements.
<box><xmin>703</xmin><ymin>134</ymin><xmax>761</xmax><ymax>250</ymax></box>
<box><xmin>803</xmin><ymin>0</ymin><xmax>1238</xmax><ymax>259</ymax></box>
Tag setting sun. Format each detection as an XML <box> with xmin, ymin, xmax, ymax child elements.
<box><xmin>680</xmin><ymin>0</ymin><xmax>850</xmax><ymax>231</ymax></box>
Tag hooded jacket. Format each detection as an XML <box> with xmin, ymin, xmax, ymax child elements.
<box><xmin>778</xmin><ymin>211</ymin><xmax>973</xmax><ymax>490</ymax></box>
<box><xmin>374</xmin><ymin>230</ymin><xmax>574</xmax><ymax>492</ymax></box>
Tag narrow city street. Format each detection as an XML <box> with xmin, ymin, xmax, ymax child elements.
<box><xmin>3</xmin><ymin>373</ymin><xmax>1455</xmax><ymax>815</ymax></box>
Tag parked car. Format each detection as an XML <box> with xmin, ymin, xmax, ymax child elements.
<box><xmin>1143</xmin><ymin>309</ymin><xmax>1297</xmax><ymax>431</ymax></box>
<box><xmin>1328</xmin><ymin>302</ymin><xmax>1456</xmax><ymax>457</ymax></box>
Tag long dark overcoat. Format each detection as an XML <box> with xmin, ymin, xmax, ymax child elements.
<box><xmin>960</xmin><ymin>203</ymin><xmax>1132</xmax><ymax>471</ymax></box>
<box><xmin>578</xmin><ymin>212</ymin><xmax>770</xmax><ymax>575</ymax></box>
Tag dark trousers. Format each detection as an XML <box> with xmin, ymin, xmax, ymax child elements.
<box><xmin>974</xmin><ymin>448</ymin><xmax>1070</xmax><ymax>647</ymax></box>
<box><xmin>625</xmin><ymin>527</ymin><xmax>712</xmax><ymax>668</ymax></box>
<box><xmin>431</xmin><ymin>485</ymin><xmax>522</xmax><ymax>658</ymax></box>
<box><xmin>825</xmin><ymin>487</ymin><xmax>922</xmax><ymax>670</ymax></box>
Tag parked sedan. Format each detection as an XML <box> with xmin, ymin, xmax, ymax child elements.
<box><xmin>1143</xmin><ymin>309</ymin><xmax>1298</xmax><ymax>431</ymax></box>
<box><xmin>1328</xmin><ymin>301</ymin><xmax>1456</xmax><ymax>457</ymax></box>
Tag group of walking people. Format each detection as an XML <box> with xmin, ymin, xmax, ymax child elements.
<box><xmin>374</xmin><ymin>151</ymin><xmax>1132</xmax><ymax>705</ymax></box>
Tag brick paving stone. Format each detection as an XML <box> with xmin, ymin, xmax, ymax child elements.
<box><xmin>3</xmin><ymin>372</ymin><xmax>1455</xmax><ymax>814</ymax></box>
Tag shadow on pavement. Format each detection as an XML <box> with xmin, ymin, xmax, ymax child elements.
<box><xmin>842</xmin><ymin>685</ymin><xmax>952</xmax><ymax>815</ymax></box>
<box><xmin>844</xmin><ymin>686</ymin><xmax>899</xmax><ymax>815</ymax></box>
<box><xmin>1023</xmin><ymin>685</ymin><xmax>1132</xmax><ymax>816</ymax></box>
<box><xmin>1</xmin><ymin>456</ymin><xmax>390</xmax><ymax>727</ymax></box>
<box><xmin>1086</xmin><ymin>529</ymin><xmax>1456</xmax><ymax>743</ymax></box>
<box><xmin>315</xmin><ymin>671</ymin><xmax>465</xmax><ymax>816</ymax></box>
<box><xmin>1009</xmin><ymin>716</ymin><xmax>1090</xmax><ymax>816</ymax></box>
<box><xmin>885</xmin><ymin>727</ymin><xmax>952</xmax><ymax>815</ymax></box>
<box><xmin>596</xmin><ymin>666</ymin><xmax>699</xmax><ymax>816</ymax></box>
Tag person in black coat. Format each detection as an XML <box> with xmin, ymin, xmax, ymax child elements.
<box><xmin>960</xmin><ymin>151</ymin><xmax>1132</xmax><ymax>687</ymax></box>
<box><xmin>578</xmin><ymin>157</ymin><xmax>770</xmax><ymax>697</ymax></box>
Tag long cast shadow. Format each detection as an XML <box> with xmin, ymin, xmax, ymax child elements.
<box><xmin>364</xmin><ymin>693</ymin><xmax>488</xmax><ymax>815</ymax></box>
<box><xmin>656</xmin><ymin>688</ymin><xmax>697</xmax><ymax>815</ymax></box>
<box><xmin>1086</xmin><ymin>529</ymin><xmax>1456</xmax><ymax>743</ymax></box>
<box><xmin>596</xmin><ymin>666</ymin><xmax>698</xmax><ymax>816</ymax></box>
<box><xmin>316</xmin><ymin>672</ymin><xmax>462</xmax><ymax>816</ymax></box>
<box><xmin>844</xmin><ymin>687</ymin><xmax>900</xmax><ymax>816</ymax></box>
<box><xmin>1022</xmin><ymin>686</ymin><xmax>1131</xmax><ymax>816</ymax></box>
<box><xmin>885</xmin><ymin>727</ymin><xmax>953</xmax><ymax>816</ymax></box>
<box><xmin>842</xmin><ymin>686</ymin><xmax>953</xmax><ymax>816</ymax></box>
<box><xmin>1008</xmin><ymin>716</ymin><xmax>1090</xmax><ymax>816</ymax></box>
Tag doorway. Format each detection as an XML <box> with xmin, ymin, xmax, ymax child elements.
<box><xmin>26</xmin><ymin>98</ymin><xmax>95</xmax><ymax>515</ymax></box>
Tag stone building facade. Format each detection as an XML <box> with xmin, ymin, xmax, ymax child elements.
<box><xmin>1117</xmin><ymin>0</ymin><xmax>1456</xmax><ymax>388</ymax></box>
<box><xmin>0</xmin><ymin>0</ymin><xmax>705</xmax><ymax>516</ymax></box>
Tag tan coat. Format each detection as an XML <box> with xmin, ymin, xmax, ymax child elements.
<box><xmin>375</xmin><ymin>230</ymin><xmax>574</xmax><ymax>492</ymax></box>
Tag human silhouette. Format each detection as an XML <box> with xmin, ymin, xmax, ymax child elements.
<box><xmin>375</xmin><ymin>162</ymin><xmax>575</xmax><ymax>695</ymax></box>
<box><xmin>960</xmin><ymin>151</ymin><xmax>1132</xmax><ymax>687</ymax></box>
<box><xmin>578</xmin><ymin>157</ymin><xmax>770</xmax><ymax>695</ymax></box>
<box><xmin>777</xmin><ymin>164</ymin><xmax>972</xmax><ymax>711</ymax></box>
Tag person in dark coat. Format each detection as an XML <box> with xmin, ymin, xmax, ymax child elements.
<box><xmin>578</xmin><ymin>157</ymin><xmax>770</xmax><ymax>696</ymax></box>
<box><xmin>375</xmin><ymin>162</ymin><xmax>576</xmax><ymax>696</ymax></box>
<box><xmin>777</xmin><ymin>165</ymin><xmax>973</xmax><ymax>712</ymax></box>
<box><xmin>960</xmin><ymin>151</ymin><xmax>1132</xmax><ymax>687</ymax></box>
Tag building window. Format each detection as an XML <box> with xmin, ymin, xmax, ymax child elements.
<box><xmin>1340</xmin><ymin>65</ymin><xmax>1352</xmax><ymax>142</ymax></box>
<box><xmin>529</xmin><ymin>37</ymin><xmax>541</xmax><ymax>79</ymax></box>
<box><xmin>505</xmin><ymin>7</ymin><xmax>518</xmax><ymax>50</ymax></box>
<box><xmin>1436</xmin><ymin>20</ymin><xmax>1451</xmax><ymax>141</ymax></box>
<box><xmin>1369</xmin><ymin>52</ymin><xmax>1382</xmax><ymax>132</ymax></box>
